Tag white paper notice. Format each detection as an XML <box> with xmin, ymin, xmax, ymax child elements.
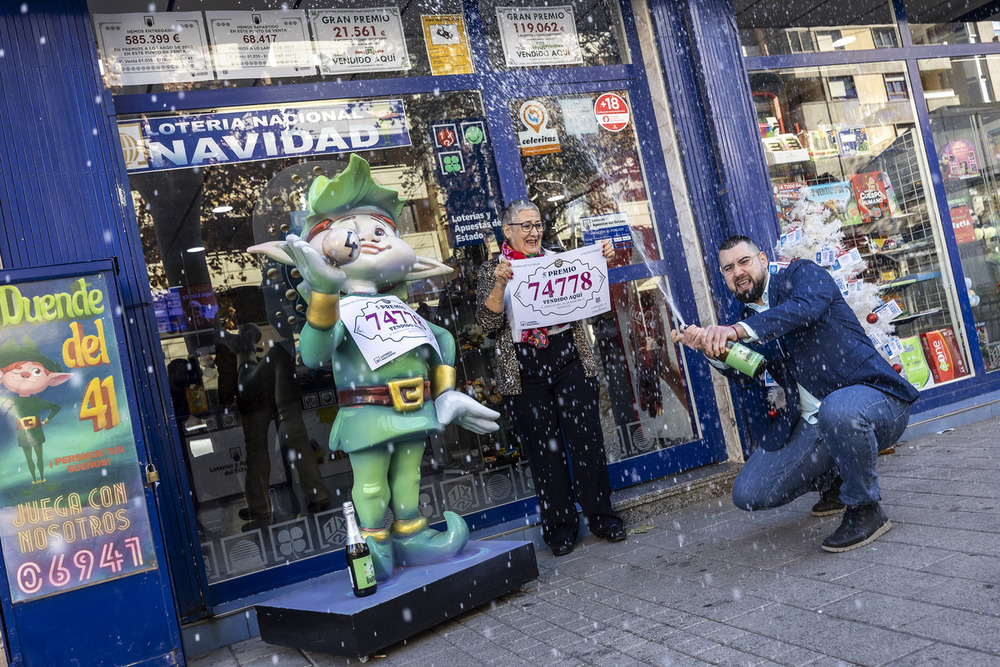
<box><xmin>339</xmin><ymin>295</ymin><xmax>441</xmax><ymax>371</ymax></box>
<box><xmin>496</xmin><ymin>6</ymin><xmax>583</xmax><ymax>67</ymax></box>
<box><xmin>507</xmin><ymin>245</ymin><xmax>610</xmax><ymax>334</ymax></box>
<box><xmin>206</xmin><ymin>10</ymin><xmax>316</xmax><ymax>80</ymax></box>
<box><xmin>309</xmin><ymin>8</ymin><xmax>411</xmax><ymax>74</ymax></box>
<box><xmin>93</xmin><ymin>12</ymin><xmax>212</xmax><ymax>87</ymax></box>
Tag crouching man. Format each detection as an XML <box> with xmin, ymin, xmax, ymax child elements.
<box><xmin>671</xmin><ymin>236</ymin><xmax>918</xmax><ymax>552</ymax></box>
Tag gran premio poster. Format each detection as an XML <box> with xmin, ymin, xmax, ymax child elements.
<box><xmin>0</xmin><ymin>271</ymin><xmax>156</xmax><ymax>602</ymax></box>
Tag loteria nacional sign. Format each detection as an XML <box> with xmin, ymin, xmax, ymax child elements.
<box><xmin>0</xmin><ymin>272</ymin><xmax>157</xmax><ymax>602</ymax></box>
<box><xmin>119</xmin><ymin>99</ymin><xmax>411</xmax><ymax>172</ymax></box>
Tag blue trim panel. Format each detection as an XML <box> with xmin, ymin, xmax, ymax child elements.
<box><xmin>0</xmin><ymin>1</ymin><xmax>188</xmax><ymax>660</ymax></box>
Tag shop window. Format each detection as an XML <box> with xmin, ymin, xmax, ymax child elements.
<box><xmin>86</xmin><ymin>0</ymin><xmax>474</xmax><ymax>94</ymax></box>
<box><xmin>750</xmin><ymin>62</ymin><xmax>972</xmax><ymax>392</ymax></box>
<box><xmin>919</xmin><ymin>54</ymin><xmax>1000</xmax><ymax>372</ymax></box>
<box><xmin>906</xmin><ymin>1</ymin><xmax>1000</xmax><ymax>46</ymax></box>
<box><xmin>872</xmin><ymin>27</ymin><xmax>899</xmax><ymax>48</ymax></box>
<box><xmin>507</xmin><ymin>90</ymin><xmax>697</xmax><ymax>458</ymax></box>
<box><xmin>787</xmin><ymin>30</ymin><xmax>814</xmax><ymax>54</ymax></box>
<box><xmin>476</xmin><ymin>0</ymin><xmax>630</xmax><ymax>70</ymax></box>
<box><xmin>118</xmin><ymin>91</ymin><xmax>536</xmax><ymax>584</ymax></box>
<box><xmin>828</xmin><ymin>75</ymin><xmax>858</xmax><ymax>99</ymax></box>
<box><xmin>885</xmin><ymin>74</ymin><xmax>908</xmax><ymax>101</ymax></box>
<box><xmin>736</xmin><ymin>0</ymin><xmax>897</xmax><ymax>56</ymax></box>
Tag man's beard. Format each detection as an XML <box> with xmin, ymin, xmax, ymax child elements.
<box><xmin>734</xmin><ymin>276</ymin><xmax>766</xmax><ymax>304</ymax></box>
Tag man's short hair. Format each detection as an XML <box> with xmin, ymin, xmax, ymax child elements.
<box><xmin>719</xmin><ymin>235</ymin><xmax>761</xmax><ymax>255</ymax></box>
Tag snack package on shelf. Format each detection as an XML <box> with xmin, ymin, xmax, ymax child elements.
<box><xmin>899</xmin><ymin>335</ymin><xmax>932</xmax><ymax>389</ymax></box>
<box><xmin>919</xmin><ymin>328</ymin><xmax>969</xmax><ymax>384</ymax></box>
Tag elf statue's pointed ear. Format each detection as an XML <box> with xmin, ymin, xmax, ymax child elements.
<box><xmin>407</xmin><ymin>256</ymin><xmax>453</xmax><ymax>281</ymax></box>
<box><xmin>248</xmin><ymin>241</ymin><xmax>296</xmax><ymax>265</ymax></box>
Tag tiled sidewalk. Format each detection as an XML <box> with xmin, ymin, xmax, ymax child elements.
<box><xmin>190</xmin><ymin>417</ymin><xmax>1000</xmax><ymax>666</ymax></box>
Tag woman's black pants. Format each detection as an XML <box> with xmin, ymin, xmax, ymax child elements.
<box><xmin>504</xmin><ymin>331</ymin><xmax>620</xmax><ymax>546</ymax></box>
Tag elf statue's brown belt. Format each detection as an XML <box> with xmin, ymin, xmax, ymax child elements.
<box><xmin>338</xmin><ymin>378</ymin><xmax>431</xmax><ymax>413</ymax></box>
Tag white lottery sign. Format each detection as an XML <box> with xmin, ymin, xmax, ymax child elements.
<box><xmin>309</xmin><ymin>8</ymin><xmax>411</xmax><ymax>74</ymax></box>
<box><xmin>339</xmin><ymin>295</ymin><xmax>441</xmax><ymax>371</ymax></box>
<box><xmin>496</xmin><ymin>6</ymin><xmax>583</xmax><ymax>67</ymax></box>
<box><xmin>93</xmin><ymin>12</ymin><xmax>212</xmax><ymax>87</ymax></box>
<box><xmin>206</xmin><ymin>10</ymin><xmax>315</xmax><ymax>80</ymax></box>
<box><xmin>507</xmin><ymin>245</ymin><xmax>610</xmax><ymax>332</ymax></box>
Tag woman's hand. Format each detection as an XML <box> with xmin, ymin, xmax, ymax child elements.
<box><xmin>494</xmin><ymin>258</ymin><xmax>513</xmax><ymax>288</ymax></box>
<box><xmin>601</xmin><ymin>239</ymin><xmax>615</xmax><ymax>260</ymax></box>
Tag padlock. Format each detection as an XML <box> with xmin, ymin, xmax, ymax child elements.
<box><xmin>145</xmin><ymin>463</ymin><xmax>160</xmax><ymax>485</ymax></box>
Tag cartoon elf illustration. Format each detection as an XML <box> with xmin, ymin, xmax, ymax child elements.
<box><xmin>250</xmin><ymin>154</ymin><xmax>499</xmax><ymax>579</ymax></box>
<box><xmin>0</xmin><ymin>337</ymin><xmax>73</xmax><ymax>485</ymax></box>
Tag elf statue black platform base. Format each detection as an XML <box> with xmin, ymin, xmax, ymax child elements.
<box><xmin>255</xmin><ymin>540</ymin><xmax>538</xmax><ymax>659</ymax></box>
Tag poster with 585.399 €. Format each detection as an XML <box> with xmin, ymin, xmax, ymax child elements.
<box><xmin>0</xmin><ymin>271</ymin><xmax>156</xmax><ymax>602</ymax></box>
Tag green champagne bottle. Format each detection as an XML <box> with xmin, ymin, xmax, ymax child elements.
<box><xmin>719</xmin><ymin>341</ymin><xmax>766</xmax><ymax>378</ymax></box>
<box><xmin>343</xmin><ymin>501</ymin><xmax>377</xmax><ymax>597</ymax></box>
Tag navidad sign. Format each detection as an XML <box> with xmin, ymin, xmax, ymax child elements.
<box><xmin>119</xmin><ymin>99</ymin><xmax>411</xmax><ymax>172</ymax></box>
<box><xmin>0</xmin><ymin>272</ymin><xmax>157</xmax><ymax>602</ymax></box>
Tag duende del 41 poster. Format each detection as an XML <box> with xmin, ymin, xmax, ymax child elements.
<box><xmin>0</xmin><ymin>270</ymin><xmax>156</xmax><ymax>602</ymax></box>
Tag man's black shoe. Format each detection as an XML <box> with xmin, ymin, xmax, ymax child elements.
<box><xmin>551</xmin><ymin>542</ymin><xmax>575</xmax><ymax>557</ymax></box>
<box><xmin>811</xmin><ymin>476</ymin><xmax>845</xmax><ymax>517</ymax></box>
<box><xmin>603</xmin><ymin>526</ymin><xmax>627</xmax><ymax>543</ymax></box>
<box><xmin>821</xmin><ymin>502</ymin><xmax>891</xmax><ymax>552</ymax></box>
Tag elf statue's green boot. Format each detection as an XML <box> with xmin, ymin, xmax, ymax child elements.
<box><xmin>391</xmin><ymin>513</ymin><xmax>469</xmax><ymax>567</ymax></box>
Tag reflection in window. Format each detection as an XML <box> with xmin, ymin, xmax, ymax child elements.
<box><xmin>920</xmin><ymin>54</ymin><xmax>1000</xmax><ymax>371</ymax></box>
<box><xmin>750</xmin><ymin>62</ymin><xmax>972</xmax><ymax>389</ymax></box>
<box><xmin>884</xmin><ymin>74</ymin><xmax>908</xmax><ymax>101</ymax></box>
<box><xmin>508</xmin><ymin>91</ymin><xmax>697</xmax><ymax>457</ymax></box>
<box><xmin>737</xmin><ymin>0</ymin><xmax>897</xmax><ymax>57</ymax></box>
<box><xmin>907</xmin><ymin>1</ymin><xmax>1000</xmax><ymax>46</ymax></box>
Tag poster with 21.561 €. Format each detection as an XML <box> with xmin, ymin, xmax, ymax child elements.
<box><xmin>0</xmin><ymin>271</ymin><xmax>156</xmax><ymax>602</ymax></box>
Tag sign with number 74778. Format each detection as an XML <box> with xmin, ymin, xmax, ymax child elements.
<box><xmin>506</xmin><ymin>244</ymin><xmax>611</xmax><ymax>333</ymax></box>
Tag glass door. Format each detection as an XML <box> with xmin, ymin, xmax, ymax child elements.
<box><xmin>504</xmin><ymin>88</ymin><xmax>701</xmax><ymax>465</ymax></box>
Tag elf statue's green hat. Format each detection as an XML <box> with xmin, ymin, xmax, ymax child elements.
<box><xmin>0</xmin><ymin>337</ymin><xmax>62</xmax><ymax>372</ymax></box>
<box><xmin>303</xmin><ymin>154</ymin><xmax>405</xmax><ymax>241</ymax></box>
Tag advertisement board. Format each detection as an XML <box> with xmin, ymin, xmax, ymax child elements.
<box><xmin>0</xmin><ymin>271</ymin><xmax>157</xmax><ymax>602</ymax></box>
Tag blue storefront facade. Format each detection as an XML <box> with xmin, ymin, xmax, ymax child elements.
<box><xmin>3</xmin><ymin>0</ymin><xmax>1000</xmax><ymax>663</ymax></box>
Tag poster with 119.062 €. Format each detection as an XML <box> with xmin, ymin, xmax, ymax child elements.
<box><xmin>0</xmin><ymin>271</ymin><xmax>156</xmax><ymax>602</ymax></box>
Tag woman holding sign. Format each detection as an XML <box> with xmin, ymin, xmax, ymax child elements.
<box><xmin>476</xmin><ymin>200</ymin><xmax>625</xmax><ymax>556</ymax></box>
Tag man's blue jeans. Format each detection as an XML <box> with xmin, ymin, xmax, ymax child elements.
<box><xmin>732</xmin><ymin>385</ymin><xmax>911</xmax><ymax>510</ymax></box>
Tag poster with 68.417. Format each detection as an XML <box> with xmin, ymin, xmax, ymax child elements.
<box><xmin>507</xmin><ymin>244</ymin><xmax>610</xmax><ymax>335</ymax></box>
<box><xmin>0</xmin><ymin>270</ymin><xmax>157</xmax><ymax>602</ymax></box>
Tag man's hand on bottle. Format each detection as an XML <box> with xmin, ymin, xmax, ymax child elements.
<box><xmin>669</xmin><ymin>324</ymin><xmax>739</xmax><ymax>359</ymax></box>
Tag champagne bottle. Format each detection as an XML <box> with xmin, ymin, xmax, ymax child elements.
<box><xmin>719</xmin><ymin>341</ymin><xmax>766</xmax><ymax>378</ymax></box>
<box><xmin>343</xmin><ymin>501</ymin><xmax>377</xmax><ymax>597</ymax></box>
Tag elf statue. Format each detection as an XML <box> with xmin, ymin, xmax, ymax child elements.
<box><xmin>249</xmin><ymin>154</ymin><xmax>499</xmax><ymax>580</ymax></box>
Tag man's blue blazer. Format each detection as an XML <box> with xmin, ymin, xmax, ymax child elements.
<box><xmin>725</xmin><ymin>259</ymin><xmax>919</xmax><ymax>451</ymax></box>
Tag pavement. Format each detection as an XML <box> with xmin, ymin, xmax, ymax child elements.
<box><xmin>189</xmin><ymin>416</ymin><xmax>1000</xmax><ymax>667</ymax></box>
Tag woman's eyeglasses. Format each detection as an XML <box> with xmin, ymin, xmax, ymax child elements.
<box><xmin>516</xmin><ymin>222</ymin><xmax>544</xmax><ymax>232</ymax></box>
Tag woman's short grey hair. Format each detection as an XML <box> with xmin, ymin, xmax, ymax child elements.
<box><xmin>501</xmin><ymin>199</ymin><xmax>539</xmax><ymax>228</ymax></box>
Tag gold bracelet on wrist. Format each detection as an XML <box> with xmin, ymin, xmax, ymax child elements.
<box><xmin>306</xmin><ymin>292</ymin><xmax>340</xmax><ymax>330</ymax></box>
<box><xmin>430</xmin><ymin>364</ymin><xmax>457</xmax><ymax>398</ymax></box>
